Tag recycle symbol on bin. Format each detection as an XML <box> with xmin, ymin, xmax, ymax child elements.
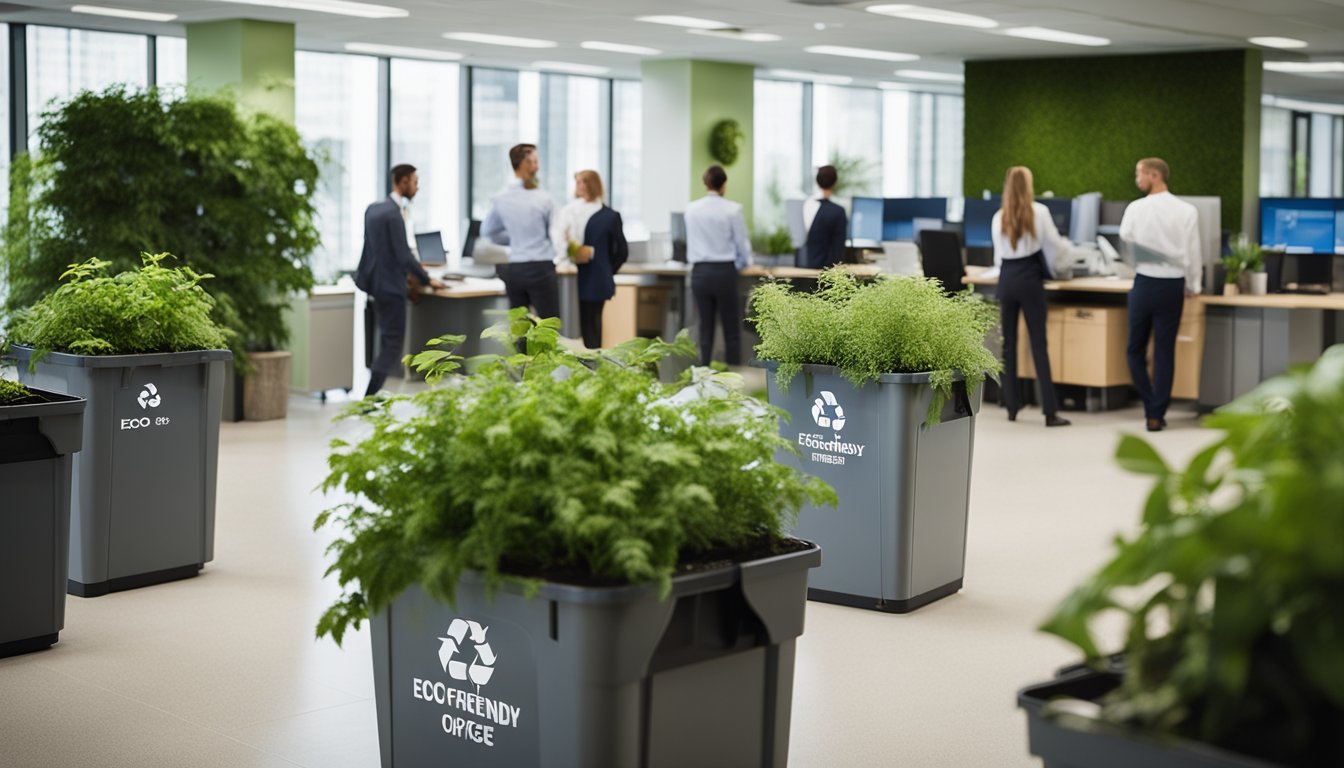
<box><xmin>438</xmin><ymin>618</ymin><xmax>497</xmax><ymax>689</ymax></box>
<box><xmin>811</xmin><ymin>390</ymin><xmax>846</xmax><ymax>431</ymax></box>
<box><xmin>137</xmin><ymin>383</ymin><xmax>162</xmax><ymax>409</ymax></box>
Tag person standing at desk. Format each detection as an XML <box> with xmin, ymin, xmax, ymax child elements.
<box><xmin>1120</xmin><ymin>157</ymin><xmax>1201</xmax><ymax>432</ymax></box>
<box><xmin>483</xmin><ymin>143</ymin><xmax>560</xmax><ymax>320</ymax></box>
<box><xmin>685</xmin><ymin>165</ymin><xmax>752</xmax><ymax>367</ymax></box>
<box><xmin>552</xmin><ymin>169</ymin><xmax>628</xmax><ymax>348</ymax></box>
<box><xmin>802</xmin><ymin>165</ymin><xmax>847</xmax><ymax>269</ymax></box>
<box><xmin>992</xmin><ymin>166</ymin><xmax>1072</xmax><ymax>427</ymax></box>
<box><xmin>355</xmin><ymin>163</ymin><xmax>446</xmax><ymax>398</ymax></box>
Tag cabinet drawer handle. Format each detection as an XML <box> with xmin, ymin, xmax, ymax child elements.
<box><xmin>1075</xmin><ymin>310</ymin><xmax>1093</xmax><ymax>319</ymax></box>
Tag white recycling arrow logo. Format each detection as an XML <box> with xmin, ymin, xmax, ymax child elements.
<box><xmin>137</xmin><ymin>383</ymin><xmax>162</xmax><ymax>409</ymax></box>
<box><xmin>438</xmin><ymin>618</ymin><xmax>497</xmax><ymax>689</ymax></box>
<box><xmin>811</xmin><ymin>390</ymin><xmax>846</xmax><ymax>431</ymax></box>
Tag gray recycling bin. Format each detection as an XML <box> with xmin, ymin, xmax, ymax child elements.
<box><xmin>0</xmin><ymin>387</ymin><xmax>85</xmax><ymax>657</ymax></box>
<box><xmin>766</xmin><ymin>363</ymin><xmax>980</xmax><ymax>612</ymax></box>
<box><xmin>13</xmin><ymin>347</ymin><xmax>231</xmax><ymax>596</ymax></box>
<box><xmin>369</xmin><ymin>542</ymin><xmax>820</xmax><ymax>768</ymax></box>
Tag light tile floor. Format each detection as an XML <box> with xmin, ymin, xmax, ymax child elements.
<box><xmin>0</xmin><ymin>381</ymin><xmax>1217</xmax><ymax>767</ymax></box>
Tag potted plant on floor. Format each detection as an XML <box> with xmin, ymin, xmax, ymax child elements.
<box><xmin>315</xmin><ymin>309</ymin><xmax>835</xmax><ymax>768</ymax></box>
<box><xmin>0</xmin><ymin>377</ymin><xmax>85</xmax><ymax>657</ymax></box>
<box><xmin>749</xmin><ymin>267</ymin><xmax>1001</xmax><ymax>612</ymax></box>
<box><xmin>1019</xmin><ymin>345</ymin><xmax>1344</xmax><ymax>767</ymax></box>
<box><xmin>4</xmin><ymin>253</ymin><xmax>232</xmax><ymax>596</ymax></box>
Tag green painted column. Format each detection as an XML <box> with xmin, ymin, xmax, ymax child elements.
<box><xmin>186</xmin><ymin>19</ymin><xmax>295</xmax><ymax>123</ymax></box>
<box><xmin>641</xmin><ymin>59</ymin><xmax>754</xmax><ymax>237</ymax></box>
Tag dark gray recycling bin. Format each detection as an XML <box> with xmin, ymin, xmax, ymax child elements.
<box><xmin>12</xmin><ymin>347</ymin><xmax>231</xmax><ymax>596</ymax></box>
<box><xmin>765</xmin><ymin>363</ymin><xmax>980</xmax><ymax>613</ymax></box>
<box><xmin>368</xmin><ymin>542</ymin><xmax>820</xmax><ymax>768</ymax></box>
<box><xmin>0</xmin><ymin>386</ymin><xmax>85</xmax><ymax>658</ymax></box>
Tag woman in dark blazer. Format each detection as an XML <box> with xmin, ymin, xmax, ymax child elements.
<box><xmin>554</xmin><ymin>170</ymin><xmax>628</xmax><ymax>348</ymax></box>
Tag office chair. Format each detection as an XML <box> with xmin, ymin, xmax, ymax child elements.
<box><xmin>918</xmin><ymin>229</ymin><xmax>966</xmax><ymax>295</ymax></box>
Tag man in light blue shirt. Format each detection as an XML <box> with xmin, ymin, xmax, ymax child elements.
<box><xmin>482</xmin><ymin>143</ymin><xmax>560</xmax><ymax>320</ymax></box>
<box><xmin>684</xmin><ymin>164</ymin><xmax>752</xmax><ymax>366</ymax></box>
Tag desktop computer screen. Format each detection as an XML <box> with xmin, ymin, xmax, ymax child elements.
<box><xmin>1037</xmin><ymin>198</ymin><xmax>1072</xmax><ymax>238</ymax></box>
<box><xmin>850</xmin><ymin>197</ymin><xmax>884</xmax><ymax>243</ymax></box>
<box><xmin>1260</xmin><ymin>198</ymin><xmax>1337</xmax><ymax>253</ymax></box>
<box><xmin>1336</xmin><ymin>208</ymin><xmax>1344</xmax><ymax>255</ymax></box>
<box><xmin>962</xmin><ymin>198</ymin><xmax>998</xmax><ymax>248</ymax></box>
<box><xmin>882</xmin><ymin>198</ymin><xmax>947</xmax><ymax>241</ymax></box>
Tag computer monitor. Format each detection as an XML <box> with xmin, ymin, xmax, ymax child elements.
<box><xmin>1337</xmin><ymin>208</ymin><xmax>1344</xmax><ymax>255</ymax></box>
<box><xmin>1070</xmin><ymin>193</ymin><xmax>1102</xmax><ymax>244</ymax></box>
<box><xmin>1260</xmin><ymin>198</ymin><xmax>1337</xmax><ymax>254</ymax></box>
<box><xmin>1037</xmin><ymin>198</ymin><xmax>1072</xmax><ymax>237</ymax></box>
<box><xmin>962</xmin><ymin>198</ymin><xmax>998</xmax><ymax>248</ymax></box>
<box><xmin>416</xmin><ymin>231</ymin><xmax>447</xmax><ymax>266</ymax></box>
<box><xmin>882</xmin><ymin>198</ymin><xmax>947</xmax><ymax>241</ymax></box>
<box><xmin>850</xmin><ymin>197</ymin><xmax>884</xmax><ymax>243</ymax></box>
<box><xmin>1175</xmin><ymin>195</ymin><xmax>1220</xmax><ymax>280</ymax></box>
<box><xmin>670</xmin><ymin>212</ymin><xmax>688</xmax><ymax>262</ymax></box>
<box><xmin>460</xmin><ymin>220</ymin><xmax>480</xmax><ymax>261</ymax></box>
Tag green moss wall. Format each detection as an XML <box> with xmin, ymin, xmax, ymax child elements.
<box><xmin>964</xmin><ymin>49</ymin><xmax>1262</xmax><ymax>231</ymax></box>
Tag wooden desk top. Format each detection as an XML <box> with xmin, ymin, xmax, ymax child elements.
<box><xmin>962</xmin><ymin>265</ymin><xmax>1133</xmax><ymax>294</ymax></box>
<box><xmin>1201</xmin><ymin>292</ymin><xmax>1344</xmax><ymax>310</ymax></box>
<box><xmin>421</xmin><ymin>277</ymin><xmax>507</xmax><ymax>299</ymax></box>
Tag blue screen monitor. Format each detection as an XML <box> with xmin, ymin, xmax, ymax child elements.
<box><xmin>1337</xmin><ymin>208</ymin><xmax>1344</xmax><ymax>255</ymax></box>
<box><xmin>881</xmin><ymin>198</ymin><xmax>948</xmax><ymax>241</ymax></box>
<box><xmin>850</xmin><ymin>197</ymin><xmax>884</xmax><ymax>242</ymax></box>
<box><xmin>962</xmin><ymin>198</ymin><xmax>999</xmax><ymax>248</ymax></box>
<box><xmin>1037</xmin><ymin>198</ymin><xmax>1072</xmax><ymax>237</ymax></box>
<box><xmin>1260</xmin><ymin>198</ymin><xmax>1337</xmax><ymax>254</ymax></box>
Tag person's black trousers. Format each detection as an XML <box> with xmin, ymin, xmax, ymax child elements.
<box><xmin>579</xmin><ymin>300</ymin><xmax>605</xmax><ymax>349</ymax></box>
<box><xmin>366</xmin><ymin>292</ymin><xmax>407</xmax><ymax>396</ymax></box>
<box><xmin>998</xmin><ymin>253</ymin><xmax>1060</xmax><ymax>417</ymax></box>
<box><xmin>503</xmin><ymin>260</ymin><xmax>560</xmax><ymax>320</ymax></box>
<box><xmin>691</xmin><ymin>261</ymin><xmax>742</xmax><ymax>366</ymax></box>
<box><xmin>1127</xmin><ymin>274</ymin><xmax>1186</xmax><ymax>420</ymax></box>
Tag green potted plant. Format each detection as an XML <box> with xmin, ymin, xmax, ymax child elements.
<box><xmin>0</xmin><ymin>376</ymin><xmax>85</xmax><ymax>657</ymax></box>
<box><xmin>1232</xmin><ymin>233</ymin><xmax>1267</xmax><ymax>295</ymax></box>
<box><xmin>2</xmin><ymin>85</ymin><xmax>319</xmax><ymax>421</ymax></box>
<box><xmin>315</xmin><ymin>309</ymin><xmax>835</xmax><ymax>768</ymax></box>
<box><xmin>750</xmin><ymin>224</ymin><xmax>797</xmax><ymax>264</ymax></box>
<box><xmin>749</xmin><ymin>267</ymin><xmax>1001</xmax><ymax>612</ymax></box>
<box><xmin>5</xmin><ymin>253</ymin><xmax>232</xmax><ymax>596</ymax></box>
<box><xmin>1020</xmin><ymin>345</ymin><xmax>1344</xmax><ymax>767</ymax></box>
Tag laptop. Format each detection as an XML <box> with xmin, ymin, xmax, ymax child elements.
<box><xmin>461</xmin><ymin>220</ymin><xmax>481</xmax><ymax>261</ymax></box>
<box><xmin>416</xmin><ymin>231</ymin><xmax>447</xmax><ymax>267</ymax></box>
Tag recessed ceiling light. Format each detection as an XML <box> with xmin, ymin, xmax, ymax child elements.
<box><xmin>443</xmin><ymin>32</ymin><xmax>557</xmax><ymax>49</ymax></box>
<box><xmin>344</xmin><ymin>43</ymin><xmax>463</xmax><ymax>61</ymax></box>
<box><xmin>1003</xmin><ymin>26</ymin><xmax>1110</xmax><ymax>47</ymax></box>
<box><xmin>532</xmin><ymin>61</ymin><xmax>611</xmax><ymax>76</ymax></box>
<box><xmin>71</xmin><ymin>4</ymin><xmax>177</xmax><ymax>22</ymax></box>
<box><xmin>893</xmin><ymin>68</ymin><xmax>963</xmax><ymax>83</ymax></box>
<box><xmin>688</xmin><ymin>29</ymin><xmax>782</xmax><ymax>43</ymax></box>
<box><xmin>1263</xmin><ymin>61</ymin><xmax>1344</xmax><ymax>74</ymax></box>
<box><xmin>636</xmin><ymin>15</ymin><xmax>728</xmax><ymax>30</ymax></box>
<box><xmin>580</xmin><ymin>41</ymin><xmax>662</xmax><ymax>56</ymax></box>
<box><xmin>765</xmin><ymin>69</ymin><xmax>853</xmax><ymax>85</ymax></box>
<box><xmin>221</xmin><ymin>0</ymin><xmax>407</xmax><ymax>19</ymax></box>
<box><xmin>1249</xmin><ymin>37</ymin><xmax>1308</xmax><ymax>50</ymax></box>
<box><xmin>865</xmin><ymin>4</ymin><xmax>997</xmax><ymax>29</ymax></box>
<box><xmin>804</xmin><ymin>45</ymin><xmax>918</xmax><ymax>63</ymax></box>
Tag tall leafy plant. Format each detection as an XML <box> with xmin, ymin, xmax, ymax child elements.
<box><xmin>3</xmin><ymin>86</ymin><xmax>319</xmax><ymax>369</ymax></box>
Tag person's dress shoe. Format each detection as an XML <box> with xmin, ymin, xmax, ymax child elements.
<box><xmin>1007</xmin><ymin>408</ymin><xmax>1018</xmax><ymax>422</ymax></box>
<box><xmin>1045</xmin><ymin>414</ymin><xmax>1071</xmax><ymax>428</ymax></box>
<box><xmin>1146</xmin><ymin>418</ymin><xmax>1164</xmax><ymax>432</ymax></box>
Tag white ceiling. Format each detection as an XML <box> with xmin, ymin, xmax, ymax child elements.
<box><xmin>3</xmin><ymin>0</ymin><xmax>1343</xmax><ymax>104</ymax></box>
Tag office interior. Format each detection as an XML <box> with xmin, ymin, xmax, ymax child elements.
<box><xmin>1</xmin><ymin>1</ymin><xmax>1343</xmax><ymax>766</ymax></box>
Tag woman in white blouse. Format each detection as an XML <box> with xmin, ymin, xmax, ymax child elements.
<box><xmin>991</xmin><ymin>166</ymin><xmax>1072</xmax><ymax>427</ymax></box>
<box><xmin>551</xmin><ymin>170</ymin><xmax>627</xmax><ymax>348</ymax></box>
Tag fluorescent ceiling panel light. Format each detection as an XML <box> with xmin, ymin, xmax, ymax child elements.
<box><xmin>222</xmin><ymin>0</ymin><xmax>407</xmax><ymax>19</ymax></box>
<box><xmin>636</xmin><ymin>15</ymin><xmax>727</xmax><ymax>30</ymax></box>
<box><xmin>443</xmin><ymin>32</ymin><xmax>557</xmax><ymax>49</ymax></box>
<box><xmin>532</xmin><ymin>61</ymin><xmax>611</xmax><ymax>75</ymax></box>
<box><xmin>580</xmin><ymin>41</ymin><xmax>662</xmax><ymax>56</ymax></box>
<box><xmin>687</xmin><ymin>28</ymin><xmax>782</xmax><ymax>43</ymax></box>
<box><xmin>1249</xmin><ymin>36</ymin><xmax>1308</xmax><ymax>49</ymax></box>
<box><xmin>804</xmin><ymin>44</ymin><xmax>918</xmax><ymax>63</ymax></box>
<box><xmin>71</xmin><ymin>4</ymin><xmax>177</xmax><ymax>22</ymax></box>
<box><xmin>1262</xmin><ymin>95</ymin><xmax>1344</xmax><ymax>115</ymax></box>
<box><xmin>1003</xmin><ymin>26</ymin><xmax>1110</xmax><ymax>47</ymax></box>
<box><xmin>893</xmin><ymin>68</ymin><xmax>963</xmax><ymax>82</ymax></box>
<box><xmin>765</xmin><ymin>69</ymin><xmax>852</xmax><ymax>85</ymax></box>
<box><xmin>1263</xmin><ymin>61</ymin><xmax>1344</xmax><ymax>73</ymax></box>
<box><xmin>344</xmin><ymin>43</ymin><xmax>463</xmax><ymax>61</ymax></box>
<box><xmin>865</xmin><ymin>4</ymin><xmax>997</xmax><ymax>29</ymax></box>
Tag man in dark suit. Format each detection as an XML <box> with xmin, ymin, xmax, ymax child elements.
<box><xmin>803</xmin><ymin>165</ymin><xmax>848</xmax><ymax>269</ymax></box>
<box><xmin>355</xmin><ymin>163</ymin><xmax>445</xmax><ymax>397</ymax></box>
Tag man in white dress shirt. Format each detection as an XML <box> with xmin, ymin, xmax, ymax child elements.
<box><xmin>684</xmin><ymin>165</ymin><xmax>752</xmax><ymax>366</ymax></box>
<box><xmin>482</xmin><ymin>144</ymin><xmax>560</xmax><ymax>320</ymax></box>
<box><xmin>1119</xmin><ymin>157</ymin><xmax>1202</xmax><ymax>432</ymax></box>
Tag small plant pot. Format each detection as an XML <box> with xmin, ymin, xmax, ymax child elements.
<box><xmin>0</xmin><ymin>386</ymin><xmax>85</xmax><ymax>657</ymax></box>
<box><xmin>1247</xmin><ymin>272</ymin><xmax>1268</xmax><ymax>296</ymax></box>
<box><xmin>1223</xmin><ymin>282</ymin><xmax>1240</xmax><ymax>296</ymax></box>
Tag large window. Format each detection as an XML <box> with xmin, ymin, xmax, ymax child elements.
<box><xmin>1261</xmin><ymin>107</ymin><xmax>1293</xmax><ymax>197</ymax></box>
<box><xmin>610</xmin><ymin>80</ymin><xmax>642</xmax><ymax>231</ymax></box>
<box><xmin>154</xmin><ymin>35</ymin><xmax>186</xmax><ymax>90</ymax></box>
<box><xmin>881</xmin><ymin>90</ymin><xmax>964</xmax><ymax>198</ymax></box>
<box><xmin>812</xmin><ymin>85</ymin><xmax>882</xmax><ymax>200</ymax></box>
<box><xmin>26</xmin><ymin>26</ymin><xmax>148</xmax><ymax>151</ymax></box>
<box><xmin>470</xmin><ymin>68</ymin><xmax>539</xmax><ymax>219</ymax></box>
<box><xmin>295</xmin><ymin>51</ymin><xmax>379</xmax><ymax>282</ymax></box>
<box><xmin>538</xmin><ymin>73</ymin><xmax>605</xmax><ymax>209</ymax></box>
<box><xmin>391</xmin><ymin>59</ymin><xmax>462</xmax><ymax>265</ymax></box>
<box><xmin>2</xmin><ymin>23</ymin><xmax>10</xmax><ymax>234</ymax></box>
<box><xmin>1309</xmin><ymin>112</ymin><xmax>1339</xmax><ymax>198</ymax></box>
<box><xmin>753</xmin><ymin>79</ymin><xmax>807</xmax><ymax>231</ymax></box>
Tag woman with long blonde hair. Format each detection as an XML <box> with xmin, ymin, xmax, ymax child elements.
<box><xmin>551</xmin><ymin>169</ymin><xmax>628</xmax><ymax>348</ymax></box>
<box><xmin>992</xmin><ymin>166</ymin><xmax>1074</xmax><ymax>427</ymax></box>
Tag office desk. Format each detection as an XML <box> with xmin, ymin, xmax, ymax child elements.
<box><xmin>409</xmin><ymin>278</ymin><xmax>510</xmax><ymax>360</ymax></box>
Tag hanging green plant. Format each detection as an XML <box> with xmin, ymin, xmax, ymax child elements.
<box><xmin>709</xmin><ymin>119</ymin><xmax>744</xmax><ymax>166</ymax></box>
